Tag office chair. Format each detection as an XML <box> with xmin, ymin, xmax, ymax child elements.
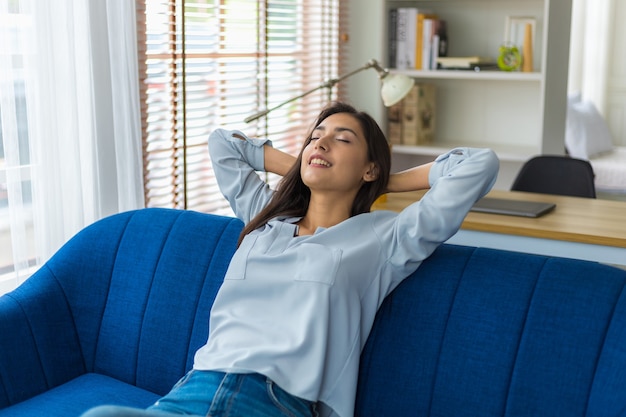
<box><xmin>511</xmin><ymin>155</ymin><xmax>597</xmax><ymax>198</ymax></box>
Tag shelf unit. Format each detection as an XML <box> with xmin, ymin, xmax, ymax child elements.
<box><xmin>384</xmin><ymin>0</ymin><xmax>573</xmax><ymax>163</ymax></box>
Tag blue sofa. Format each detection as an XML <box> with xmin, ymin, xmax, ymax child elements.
<box><xmin>1</xmin><ymin>208</ymin><xmax>626</xmax><ymax>416</ymax></box>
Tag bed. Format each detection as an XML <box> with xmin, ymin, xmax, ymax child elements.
<box><xmin>590</xmin><ymin>147</ymin><xmax>626</xmax><ymax>196</ymax></box>
<box><xmin>566</xmin><ymin>93</ymin><xmax>626</xmax><ymax>198</ymax></box>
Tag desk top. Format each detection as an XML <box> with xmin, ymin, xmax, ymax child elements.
<box><xmin>372</xmin><ymin>189</ymin><xmax>626</xmax><ymax>249</ymax></box>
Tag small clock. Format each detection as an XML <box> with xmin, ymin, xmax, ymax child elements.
<box><xmin>497</xmin><ymin>44</ymin><xmax>521</xmax><ymax>71</ymax></box>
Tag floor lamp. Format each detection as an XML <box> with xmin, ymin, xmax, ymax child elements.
<box><xmin>244</xmin><ymin>59</ymin><xmax>415</xmax><ymax>124</ymax></box>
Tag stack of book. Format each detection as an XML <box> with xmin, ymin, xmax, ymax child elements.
<box><xmin>387</xmin><ymin>84</ymin><xmax>436</xmax><ymax>146</ymax></box>
<box><xmin>436</xmin><ymin>56</ymin><xmax>497</xmax><ymax>71</ymax></box>
<box><xmin>389</xmin><ymin>7</ymin><xmax>447</xmax><ymax>70</ymax></box>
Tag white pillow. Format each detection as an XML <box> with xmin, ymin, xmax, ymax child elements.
<box><xmin>568</xmin><ymin>91</ymin><xmax>582</xmax><ymax>104</ymax></box>
<box><xmin>565</xmin><ymin>95</ymin><xmax>614</xmax><ymax>159</ymax></box>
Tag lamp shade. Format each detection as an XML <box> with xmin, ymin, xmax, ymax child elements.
<box><xmin>380</xmin><ymin>73</ymin><xmax>415</xmax><ymax>107</ymax></box>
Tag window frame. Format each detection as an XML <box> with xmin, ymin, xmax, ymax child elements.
<box><xmin>136</xmin><ymin>0</ymin><xmax>348</xmax><ymax>215</ymax></box>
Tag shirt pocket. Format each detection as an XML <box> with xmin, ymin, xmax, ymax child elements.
<box><xmin>294</xmin><ymin>243</ymin><xmax>342</xmax><ymax>286</ymax></box>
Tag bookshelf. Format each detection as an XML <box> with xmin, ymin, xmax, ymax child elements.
<box><xmin>384</xmin><ymin>0</ymin><xmax>573</xmax><ymax>165</ymax></box>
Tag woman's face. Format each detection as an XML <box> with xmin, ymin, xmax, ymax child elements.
<box><xmin>300</xmin><ymin>112</ymin><xmax>378</xmax><ymax>194</ymax></box>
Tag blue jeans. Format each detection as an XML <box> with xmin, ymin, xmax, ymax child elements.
<box><xmin>81</xmin><ymin>370</ymin><xmax>317</xmax><ymax>417</ymax></box>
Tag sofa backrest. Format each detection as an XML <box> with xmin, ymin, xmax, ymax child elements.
<box><xmin>356</xmin><ymin>244</ymin><xmax>626</xmax><ymax>417</ymax></box>
<box><xmin>18</xmin><ymin>208</ymin><xmax>626</xmax><ymax>416</ymax></box>
<box><xmin>40</xmin><ymin>208</ymin><xmax>243</xmax><ymax>395</ymax></box>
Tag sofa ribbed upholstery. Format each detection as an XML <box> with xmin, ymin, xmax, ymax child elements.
<box><xmin>1</xmin><ymin>208</ymin><xmax>625</xmax><ymax>416</ymax></box>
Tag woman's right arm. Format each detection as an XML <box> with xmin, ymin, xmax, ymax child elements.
<box><xmin>231</xmin><ymin>132</ymin><xmax>296</xmax><ymax>177</ymax></box>
<box><xmin>263</xmin><ymin>142</ymin><xmax>297</xmax><ymax>177</ymax></box>
<box><xmin>208</xmin><ymin>129</ymin><xmax>277</xmax><ymax>222</ymax></box>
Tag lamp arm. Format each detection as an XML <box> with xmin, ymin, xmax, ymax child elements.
<box><xmin>244</xmin><ymin>82</ymin><xmax>330</xmax><ymax>123</ymax></box>
<box><xmin>244</xmin><ymin>60</ymin><xmax>386</xmax><ymax>124</ymax></box>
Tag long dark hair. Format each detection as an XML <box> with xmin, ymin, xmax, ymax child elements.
<box><xmin>238</xmin><ymin>102</ymin><xmax>391</xmax><ymax>245</ymax></box>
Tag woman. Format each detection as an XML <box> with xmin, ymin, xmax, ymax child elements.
<box><xmin>82</xmin><ymin>102</ymin><xmax>499</xmax><ymax>417</ymax></box>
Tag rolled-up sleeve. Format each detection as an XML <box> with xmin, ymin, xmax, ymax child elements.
<box><xmin>208</xmin><ymin>129</ymin><xmax>275</xmax><ymax>223</ymax></box>
<box><xmin>375</xmin><ymin>147</ymin><xmax>499</xmax><ymax>277</ymax></box>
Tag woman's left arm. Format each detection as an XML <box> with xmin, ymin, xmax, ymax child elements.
<box><xmin>385</xmin><ymin>162</ymin><xmax>435</xmax><ymax>193</ymax></box>
<box><xmin>376</xmin><ymin>147</ymin><xmax>499</xmax><ymax>278</ymax></box>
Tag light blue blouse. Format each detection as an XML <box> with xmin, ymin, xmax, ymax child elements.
<box><xmin>194</xmin><ymin>129</ymin><xmax>499</xmax><ymax>417</ymax></box>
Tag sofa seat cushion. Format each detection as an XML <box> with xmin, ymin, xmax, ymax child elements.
<box><xmin>0</xmin><ymin>373</ymin><xmax>159</xmax><ymax>417</ymax></box>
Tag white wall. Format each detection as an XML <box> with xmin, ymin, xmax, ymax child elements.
<box><xmin>607</xmin><ymin>0</ymin><xmax>626</xmax><ymax>146</ymax></box>
<box><xmin>344</xmin><ymin>0</ymin><xmax>386</xmax><ymax>123</ymax></box>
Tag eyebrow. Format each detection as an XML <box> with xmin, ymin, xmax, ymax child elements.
<box><xmin>313</xmin><ymin>125</ymin><xmax>360</xmax><ymax>138</ymax></box>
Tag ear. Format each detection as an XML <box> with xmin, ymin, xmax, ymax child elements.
<box><xmin>363</xmin><ymin>163</ymin><xmax>379</xmax><ymax>182</ymax></box>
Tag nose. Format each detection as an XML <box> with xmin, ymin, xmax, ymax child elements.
<box><xmin>315</xmin><ymin>134</ymin><xmax>330</xmax><ymax>151</ymax></box>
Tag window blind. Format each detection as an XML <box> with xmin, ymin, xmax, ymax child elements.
<box><xmin>136</xmin><ymin>0</ymin><xmax>347</xmax><ymax>215</ymax></box>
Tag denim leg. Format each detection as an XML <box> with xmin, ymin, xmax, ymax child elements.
<box><xmin>82</xmin><ymin>371</ymin><xmax>316</xmax><ymax>417</ymax></box>
<box><xmin>152</xmin><ymin>370</ymin><xmax>315</xmax><ymax>417</ymax></box>
<box><xmin>80</xmin><ymin>405</ymin><xmax>184</xmax><ymax>417</ymax></box>
<box><xmin>148</xmin><ymin>370</ymin><xmax>219</xmax><ymax>415</ymax></box>
<box><xmin>79</xmin><ymin>371</ymin><xmax>210</xmax><ymax>417</ymax></box>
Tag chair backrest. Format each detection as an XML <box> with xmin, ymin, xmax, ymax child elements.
<box><xmin>511</xmin><ymin>155</ymin><xmax>596</xmax><ymax>198</ymax></box>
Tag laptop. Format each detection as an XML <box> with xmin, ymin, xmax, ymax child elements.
<box><xmin>470</xmin><ymin>197</ymin><xmax>556</xmax><ymax>218</ymax></box>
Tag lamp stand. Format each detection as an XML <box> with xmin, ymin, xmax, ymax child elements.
<box><xmin>244</xmin><ymin>59</ymin><xmax>395</xmax><ymax>124</ymax></box>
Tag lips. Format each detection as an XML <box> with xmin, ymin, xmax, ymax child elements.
<box><xmin>309</xmin><ymin>157</ymin><xmax>331</xmax><ymax>167</ymax></box>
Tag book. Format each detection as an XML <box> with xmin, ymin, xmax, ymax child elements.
<box><xmin>406</xmin><ymin>8</ymin><xmax>417</xmax><ymax>69</ymax></box>
<box><xmin>436</xmin><ymin>56</ymin><xmax>495</xmax><ymax>69</ymax></box>
<box><xmin>415</xmin><ymin>11</ymin><xmax>437</xmax><ymax>69</ymax></box>
<box><xmin>394</xmin><ymin>8</ymin><xmax>406</xmax><ymax>69</ymax></box>
<box><xmin>430</xmin><ymin>19</ymin><xmax>447</xmax><ymax>70</ymax></box>
<box><xmin>396</xmin><ymin>8</ymin><xmax>417</xmax><ymax>69</ymax></box>
<box><xmin>391</xmin><ymin>9</ymin><xmax>438</xmax><ymax>70</ymax></box>
<box><xmin>388</xmin><ymin>9</ymin><xmax>398</xmax><ymax>68</ymax></box>
<box><xmin>435</xmin><ymin>20</ymin><xmax>448</xmax><ymax>58</ymax></box>
<box><xmin>431</xmin><ymin>33</ymin><xmax>440</xmax><ymax>70</ymax></box>
<box><xmin>421</xmin><ymin>17</ymin><xmax>435</xmax><ymax>70</ymax></box>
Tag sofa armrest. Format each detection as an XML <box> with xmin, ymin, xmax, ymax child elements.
<box><xmin>0</xmin><ymin>266</ymin><xmax>86</xmax><ymax>409</ymax></box>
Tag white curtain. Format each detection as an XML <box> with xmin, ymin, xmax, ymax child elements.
<box><xmin>0</xmin><ymin>0</ymin><xmax>144</xmax><ymax>294</ymax></box>
<box><xmin>568</xmin><ymin>0</ymin><xmax>615</xmax><ymax>115</ymax></box>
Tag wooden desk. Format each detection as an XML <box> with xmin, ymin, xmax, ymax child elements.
<box><xmin>373</xmin><ymin>190</ymin><xmax>626</xmax><ymax>266</ymax></box>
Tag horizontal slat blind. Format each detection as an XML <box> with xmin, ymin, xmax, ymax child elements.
<box><xmin>137</xmin><ymin>0</ymin><xmax>345</xmax><ymax>215</ymax></box>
